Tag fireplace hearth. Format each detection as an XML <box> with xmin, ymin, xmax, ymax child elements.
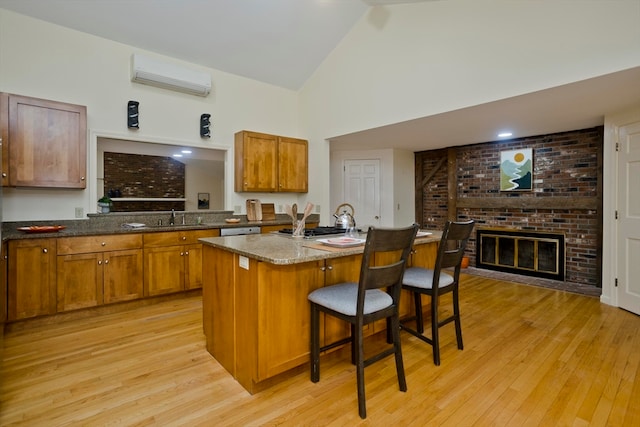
<box><xmin>476</xmin><ymin>228</ymin><xmax>565</xmax><ymax>281</ymax></box>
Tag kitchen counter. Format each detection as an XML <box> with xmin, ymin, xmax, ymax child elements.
<box><xmin>199</xmin><ymin>230</ymin><xmax>441</xmax><ymax>265</ymax></box>
<box><xmin>1</xmin><ymin>211</ymin><xmax>319</xmax><ymax>241</ymax></box>
<box><xmin>200</xmin><ymin>229</ymin><xmax>440</xmax><ymax>394</ymax></box>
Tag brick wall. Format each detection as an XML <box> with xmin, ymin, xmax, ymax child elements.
<box><xmin>104</xmin><ymin>152</ymin><xmax>186</xmax><ymax>212</ymax></box>
<box><xmin>416</xmin><ymin>127</ymin><xmax>602</xmax><ymax>288</ymax></box>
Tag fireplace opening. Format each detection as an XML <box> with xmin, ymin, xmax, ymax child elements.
<box><xmin>476</xmin><ymin>228</ymin><xmax>565</xmax><ymax>281</ymax></box>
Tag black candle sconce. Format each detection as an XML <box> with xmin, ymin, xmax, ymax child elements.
<box><xmin>127</xmin><ymin>100</ymin><xmax>139</xmax><ymax>129</ymax></box>
<box><xmin>200</xmin><ymin>113</ymin><xmax>211</xmax><ymax>138</ymax></box>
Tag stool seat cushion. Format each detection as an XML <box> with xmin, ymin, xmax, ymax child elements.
<box><xmin>308</xmin><ymin>282</ymin><xmax>392</xmax><ymax>316</ymax></box>
<box><xmin>403</xmin><ymin>267</ymin><xmax>454</xmax><ymax>290</ymax></box>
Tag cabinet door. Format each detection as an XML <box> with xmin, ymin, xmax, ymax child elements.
<box><xmin>323</xmin><ymin>254</ymin><xmax>362</xmax><ymax>346</ymax></box>
<box><xmin>255</xmin><ymin>260</ymin><xmax>324</xmax><ymax>381</ymax></box>
<box><xmin>143</xmin><ymin>246</ymin><xmax>185</xmax><ymax>296</ymax></box>
<box><xmin>1</xmin><ymin>93</ymin><xmax>8</xmax><ymax>186</ymax></box>
<box><xmin>57</xmin><ymin>253</ymin><xmax>103</xmax><ymax>311</ymax></box>
<box><xmin>234</xmin><ymin>131</ymin><xmax>277</xmax><ymax>192</ymax></box>
<box><xmin>278</xmin><ymin>136</ymin><xmax>308</xmax><ymax>192</ymax></box>
<box><xmin>184</xmin><ymin>243</ymin><xmax>203</xmax><ymax>290</ymax></box>
<box><xmin>6</xmin><ymin>94</ymin><xmax>86</xmax><ymax>188</ymax></box>
<box><xmin>8</xmin><ymin>239</ymin><xmax>56</xmax><ymax>320</ymax></box>
<box><xmin>104</xmin><ymin>249</ymin><xmax>143</xmax><ymax>303</ymax></box>
<box><xmin>1</xmin><ymin>242</ymin><xmax>7</xmax><ymax>323</ymax></box>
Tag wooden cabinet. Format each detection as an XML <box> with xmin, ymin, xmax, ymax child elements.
<box><xmin>0</xmin><ymin>93</ymin><xmax>87</xmax><ymax>188</ymax></box>
<box><xmin>1</xmin><ymin>242</ymin><xmax>8</xmax><ymax>324</ymax></box>
<box><xmin>7</xmin><ymin>238</ymin><xmax>57</xmax><ymax>320</ymax></box>
<box><xmin>234</xmin><ymin>130</ymin><xmax>308</xmax><ymax>193</ymax></box>
<box><xmin>56</xmin><ymin>234</ymin><xmax>143</xmax><ymax>311</ymax></box>
<box><xmin>143</xmin><ymin>229</ymin><xmax>219</xmax><ymax>296</ymax></box>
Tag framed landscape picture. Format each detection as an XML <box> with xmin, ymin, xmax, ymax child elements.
<box><xmin>198</xmin><ymin>192</ymin><xmax>210</xmax><ymax>209</ymax></box>
<box><xmin>500</xmin><ymin>148</ymin><xmax>533</xmax><ymax>191</ymax></box>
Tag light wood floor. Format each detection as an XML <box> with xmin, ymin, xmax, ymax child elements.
<box><xmin>2</xmin><ymin>274</ymin><xmax>639</xmax><ymax>426</ymax></box>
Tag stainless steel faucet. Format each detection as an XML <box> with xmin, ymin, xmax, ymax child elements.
<box><xmin>170</xmin><ymin>209</ymin><xmax>175</xmax><ymax>225</ymax></box>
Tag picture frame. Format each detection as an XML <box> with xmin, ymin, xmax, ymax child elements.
<box><xmin>500</xmin><ymin>148</ymin><xmax>533</xmax><ymax>191</ymax></box>
<box><xmin>197</xmin><ymin>192</ymin><xmax>210</xmax><ymax>209</ymax></box>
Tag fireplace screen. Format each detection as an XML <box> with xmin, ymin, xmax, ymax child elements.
<box><xmin>477</xmin><ymin>229</ymin><xmax>565</xmax><ymax>280</ymax></box>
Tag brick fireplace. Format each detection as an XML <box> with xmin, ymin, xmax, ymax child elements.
<box><xmin>415</xmin><ymin>126</ymin><xmax>602</xmax><ymax>291</ymax></box>
<box><xmin>476</xmin><ymin>228</ymin><xmax>565</xmax><ymax>281</ymax></box>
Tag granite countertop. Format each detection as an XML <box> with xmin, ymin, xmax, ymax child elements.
<box><xmin>199</xmin><ymin>230</ymin><xmax>442</xmax><ymax>265</ymax></box>
<box><xmin>2</xmin><ymin>211</ymin><xmax>319</xmax><ymax>241</ymax></box>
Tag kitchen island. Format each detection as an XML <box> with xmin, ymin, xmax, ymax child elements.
<box><xmin>200</xmin><ymin>230</ymin><xmax>441</xmax><ymax>393</ymax></box>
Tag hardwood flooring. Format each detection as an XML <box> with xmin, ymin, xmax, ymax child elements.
<box><xmin>1</xmin><ymin>274</ymin><xmax>639</xmax><ymax>426</ymax></box>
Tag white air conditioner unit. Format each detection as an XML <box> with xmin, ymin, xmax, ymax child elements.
<box><xmin>131</xmin><ymin>54</ymin><xmax>211</xmax><ymax>97</ymax></box>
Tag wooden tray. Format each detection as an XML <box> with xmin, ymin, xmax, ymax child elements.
<box><xmin>261</xmin><ymin>203</ymin><xmax>276</xmax><ymax>221</ymax></box>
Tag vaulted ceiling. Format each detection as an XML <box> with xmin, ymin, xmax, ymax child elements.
<box><xmin>1</xmin><ymin>0</ymin><xmax>638</xmax><ymax>151</ymax></box>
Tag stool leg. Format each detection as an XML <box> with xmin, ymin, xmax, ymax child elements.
<box><xmin>453</xmin><ymin>286</ymin><xmax>464</xmax><ymax>350</ymax></box>
<box><xmin>391</xmin><ymin>314</ymin><xmax>407</xmax><ymax>392</ymax></box>
<box><xmin>310</xmin><ymin>303</ymin><xmax>320</xmax><ymax>382</ymax></box>
<box><xmin>355</xmin><ymin>326</ymin><xmax>367</xmax><ymax>419</ymax></box>
<box><xmin>431</xmin><ymin>295</ymin><xmax>440</xmax><ymax>366</ymax></box>
<box><xmin>414</xmin><ymin>292</ymin><xmax>424</xmax><ymax>334</ymax></box>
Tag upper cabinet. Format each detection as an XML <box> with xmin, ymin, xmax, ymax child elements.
<box><xmin>0</xmin><ymin>93</ymin><xmax>87</xmax><ymax>189</ymax></box>
<box><xmin>234</xmin><ymin>130</ymin><xmax>308</xmax><ymax>193</ymax></box>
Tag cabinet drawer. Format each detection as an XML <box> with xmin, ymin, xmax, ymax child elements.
<box><xmin>57</xmin><ymin>234</ymin><xmax>143</xmax><ymax>255</ymax></box>
<box><xmin>144</xmin><ymin>229</ymin><xmax>220</xmax><ymax>247</ymax></box>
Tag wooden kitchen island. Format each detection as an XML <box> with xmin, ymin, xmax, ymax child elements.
<box><xmin>200</xmin><ymin>230</ymin><xmax>440</xmax><ymax>394</ymax></box>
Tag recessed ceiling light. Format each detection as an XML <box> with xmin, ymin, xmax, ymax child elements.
<box><xmin>173</xmin><ymin>154</ymin><xmax>183</xmax><ymax>158</ymax></box>
<box><xmin>498</xmin><ymin>132</ymin><xmax>513</xmax><ymax>138</ymax></box>
<box><xmin>181</xmin><ymin>150</ymin><xmax>192</xmax><ymax>154</ymax></box>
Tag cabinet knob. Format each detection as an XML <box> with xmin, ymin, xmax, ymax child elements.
<box><xmin>98</xmin><ymin>260</ymin><xmax>102</xmax><ymax>265</ymax></box>
<box><xmin>185</xmin><ymin>251</ymin><xmax>189</xmax><ymax>256</ymax></box>
<box><xmin>2</xmin><ymin>173</ymin><xmax>6</xmax><ymax>178</ymax></box>
<box><xmin>42</xmin><ymin>248</ymin><xmax>48</xmax><ymax>254</ymax></box>
<box><xmin>182</xmin><ymin>236</ymin><xmax>186</xmax><ymax>241</ymax></box>
<box><xmin>180</xmin><ymin>252</ymin><xmax>185</xmax><ymax>256</ymax></box>
<box><xmin>104</xmin><ymin>259</ymin><xmax>109</xmax><ymax>264</ymax></box>
<box><xmin>81</xmin><ymin>176</ymin><xmax>85</xmax><ymax>181</ymax></box>
<box><xmin>326</xmin><ymin>265</ymin><xmax>333</xmax><ymax>271</ymax></box>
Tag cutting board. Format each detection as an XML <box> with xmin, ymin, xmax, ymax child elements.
<box><xmin>246</xmin><ymin>199</ymin><xmax>262</xmax><ymax>221</ymax></box>
<box><xmin>261</xmin><ymin>203</ymin><xmax>276</xmax><ymax>221</ymax></box>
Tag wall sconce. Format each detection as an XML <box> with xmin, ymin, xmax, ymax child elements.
<box><xmin>200</xmin><ymin>113</ymin><xmax>211</xmax><ymax>138</ymax></box>
<box><xmin>127</xmin><ymin>100</ymin><xmax>139</xmax><ymax>129</ymax></box>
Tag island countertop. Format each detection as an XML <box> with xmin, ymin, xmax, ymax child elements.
<box><xmin>199</xmin><ymin>230</ymin><xmax>441</xmax><ymax>265</ymax></box>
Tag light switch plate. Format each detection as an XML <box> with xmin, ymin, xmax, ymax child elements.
<box><xmin>239</xmin><ymin>255</ymin><xmax>249</xmax><ymax>270</ymax></box>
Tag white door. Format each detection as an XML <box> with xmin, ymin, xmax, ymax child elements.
<box><xmin>343</xmin><ymin>159</ymin><xmax>380</xmax><ymax>229</ymax></box>
<box><xmin>617</xmin><ymin>121</ymin><xmax>640</xmax><ymax>315</ymax></box>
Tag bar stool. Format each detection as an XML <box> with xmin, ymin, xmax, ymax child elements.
<box><xmin>401</xmin><ymin>220</ymin><xmax>474</xmax><ymax>365</ymax></box>
<box><xmin>308</xmin><ymin>224</ymin><xmax>419</xmax><ymax>419</ymax></box>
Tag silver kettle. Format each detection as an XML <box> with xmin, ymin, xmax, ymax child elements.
<box><xmin>333</xmin><ymin>203</ymin><xmax>356</xmax><ymax>229</ymax></box>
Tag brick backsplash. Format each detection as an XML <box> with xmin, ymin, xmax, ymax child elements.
<box><xmin>416</xmin><ymin>127</ymin><xmax>602</xmax><ymax>288</ymax></box>
<box><xmin>104</xmin><ymin>152</ymin><xmax>186</xmax><ymax>212</ymax></box>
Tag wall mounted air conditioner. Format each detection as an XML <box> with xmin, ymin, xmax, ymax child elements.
<box><xmin>131</xmin><ymin>54</ymin><xmax>211</xmax><ymax>97</ymax></box>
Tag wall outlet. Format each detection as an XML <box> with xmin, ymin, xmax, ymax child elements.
<box><xmin>278</xmin><ymin>204</ymin><xmax>283</xmax><ymax>213</ymax></box>
<box><xmin>75</xmin><ymin>207</ymin><xmax>84</xmax><ymax>218</ymax></box>
<box><xmin>315</xmin><ymin>204</ymin><xmax>321</xmax><ymax>213</ymax></box>
<box><xmin>234</xmin><ymin>205</ymin><xmax>242</xmax><ymax>214</ymax></box>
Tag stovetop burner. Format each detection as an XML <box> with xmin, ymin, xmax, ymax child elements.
<box><xmin>278</xmin><ymin>226</ymin><xmax>352</xmax><ymax>237</ymax></box>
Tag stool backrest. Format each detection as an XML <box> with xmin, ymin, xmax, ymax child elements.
<box><xmin>357</xmin><ymin>224</ymin><xmax>419</xmax><ymax>318</ymax></box>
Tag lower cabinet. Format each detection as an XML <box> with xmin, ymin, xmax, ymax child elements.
<box><xmin>6</xmin><ymin>228</ymin><xmax>221</xmax><ymax>321</ymax></box>
<box><xmin>56</xmin><ymin>234</ymin><xmax>143</xmax><ymax>312</ymax></box>
<box><xmin>7</xmin><ymin>238</ymin><xmax>57</xmax><ymax>320</ymax></box>
<box><xmin>143</xmin><ymin>229</ymin><xmax>219</xmax><ymax>296</ymax></box>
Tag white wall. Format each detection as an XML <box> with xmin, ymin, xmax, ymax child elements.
<box><xmin>300</xmin><ymin>0</ymin><xmax>640</xmax><ymax>224</ymax></box>
<box><xmin>0</xmin><ymin>9</ymin><xmax>302</xmax><ymax>221</ymax></box>
<box><xmin>2</xmin><ymin>1</ymin><xmax>640</xmax><ymax>227</ymax></box>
